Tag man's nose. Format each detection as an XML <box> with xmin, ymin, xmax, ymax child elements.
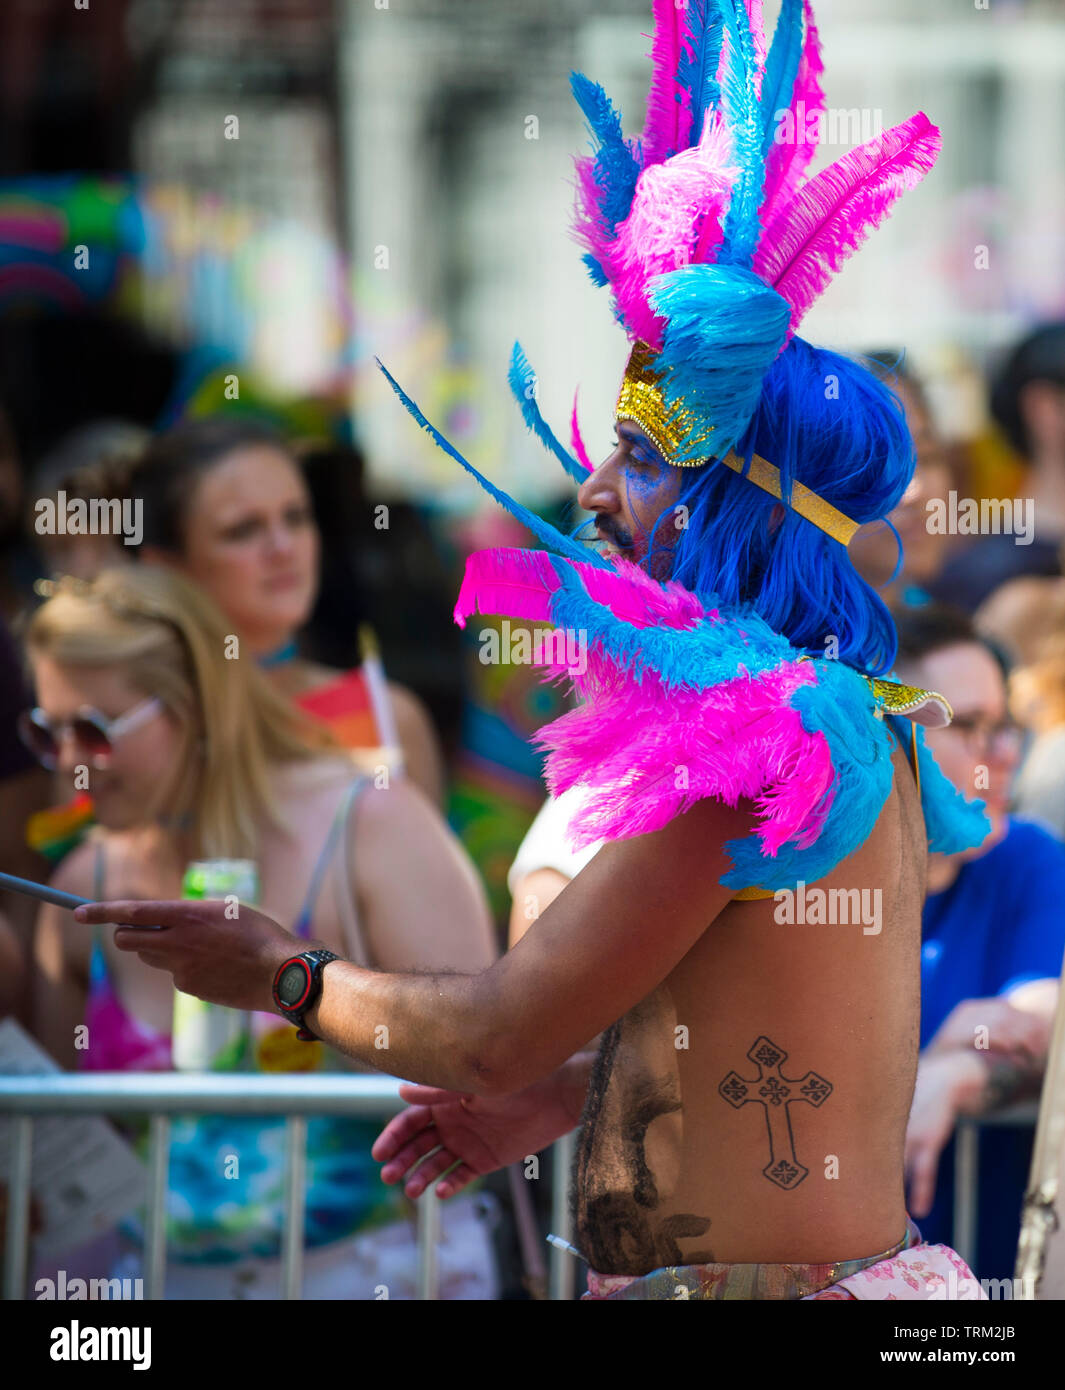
<box><xmin>576</xmin><ymin>449</ymin><xmax>624</xmax><ymax>514</ymax></box>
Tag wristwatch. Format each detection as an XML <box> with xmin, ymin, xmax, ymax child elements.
<box><xmin>272</xmin><ymin>950</ymin><xmax>340</xmax><ymax>1041</ymax></box>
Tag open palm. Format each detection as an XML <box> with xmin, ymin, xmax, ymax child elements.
<box><xmin>372</xmin><ymin>1075</ymin><xmax>579</xmax><ymax>1199</ymax></box>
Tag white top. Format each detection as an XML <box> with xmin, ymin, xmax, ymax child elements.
<box><xmin>506</xmin><ymin>788</ymin><xmax>604</xmax><ymax>893</ymax></box>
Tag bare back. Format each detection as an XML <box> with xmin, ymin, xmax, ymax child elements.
<box><xmin>573</xmin><ymin>741</ymin><xmax>926</xmax><ymax>1274</ymax></box>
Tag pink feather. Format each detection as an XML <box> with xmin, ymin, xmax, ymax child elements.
<box><xmin>605</xmin><ymin>111</ymin><xmax>737</xmax><ymax>347</ymax></box>
<box><xmin>454</xmin><ymin>548</ymin><xmax>710</xmax><ymax>633</ymax></box>
<box><xmin>537</xmin><ymin>656</ymin><xmax>834</xmax><ymax>856</ymax></box>
<box><xmin>570</xmin><ymin>390</ymin><xmax>594</xmax><ymax>475</ymax></box>
<box><xmin>745</xmin><ymin>0</ymin><xmax>768</xmax><ymax>83</ymax></box>
<box><xmin>754</xmin><ymin>112</ymin><xmax>941</xmax><ymax>332</ymax></box>
<box><xmin>571</xmin><ymin>155</ymin><xmax>613</xmax><ymax>270</ymax></box>
<box><xmin>453</xmin><ymin>548</ymin><xmax>557</xmax><ymax>629</ymax></box>
<box><xmin>759</xmin><ymin>0</ymin><xmax>825</xmax><ymax>226</ymax></box>
<box><xmin>640</xmin><ymin>0</ymin><xmax>692</xmax><ymax>169</ymax></box>
<box><xmin>577</xmin><ymin>555</ymin><xmax>710</xmax><ymax>630</ymax></box>
<box><xmin>454</xmin><ymin>546</ymin><xmax>835</xmax><ymax>861</ymax></box>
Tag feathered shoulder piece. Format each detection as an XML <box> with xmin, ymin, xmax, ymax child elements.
<box><xmin>456</xmin><ymin>547</ymin><xmax>990</xmax><ymax>890</ymax></box>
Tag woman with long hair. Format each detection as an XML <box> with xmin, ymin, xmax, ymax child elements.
<box><xmin>25</xmin><ymin>565</ymin><xmax>495</xmax><ymax>1297</ymax></box>
<box><xmin>124</xmin><ymin>417</ymin><xmax>446</xmax><ymax>804</ymax></box>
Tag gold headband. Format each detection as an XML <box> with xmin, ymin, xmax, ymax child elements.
<box><xmin>615</xmin><ymin>341</ymin><xmax>860</xmax><ymax>548</ymax></box>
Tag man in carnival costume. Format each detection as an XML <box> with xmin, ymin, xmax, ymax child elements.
<box><xmin>78</xmin><ymin>0</ymin><xmax>994</xmax><ymax>1299</ymax></box>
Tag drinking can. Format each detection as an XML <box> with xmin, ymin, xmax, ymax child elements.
<box><xmin>171</xmin><ymin>859</ymin><xmax>259</xmax><ymax>1072</ymax></box>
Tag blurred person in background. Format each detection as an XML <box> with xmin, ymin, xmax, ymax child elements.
<box><xmin>124</xmin><ymin>418</ymin><xmax>446</xmax><ymax>806</ymax></box>
<box><xmin>0</xmin><ymin>610</ymin><xmax>51</xmax><ymax>1014</ymax></box>
<box><xmin>973</xmin><ymin>558</ymin><xmax>1065</xmax><ymax>669</ymax></box>
<box><xmin>25</xmin><ymin>419</ymin><xmax>149</xmax><ymax>581</ymax></box>
<box><xmin>894</xmin><ymin>604</ymin><xmax>1065</xmax><ymax>1282</ymax></box>
<box><xmin>22</xmin><ymin>566</ymin><xmax>496</xmax><ymax>1298</ymax></box>
<box><xmin>299</xmin><ymin>441</ymin><xmax>466</xmax><ymax>770</ymax></box>
<box><xmin>1008</xmin><ymin>620</ymin><xmax>1065</xmax><ymax>843</ymax></box>
<box><xmin>0</xmin><ymin>403</ymin><xmax>39</xmax><ymax>623</ymax></box>
<box><xmin>849</xmin><ymin>354</ymin><xmax>958</xmax><ymax>612</ymax></box>
<box><xmin>934</xmin><ymin>323</ymin><xmax>1065</xmax><ymax>612</ymax></box>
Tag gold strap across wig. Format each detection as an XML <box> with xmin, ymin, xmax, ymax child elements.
<box><xmin>615</xmin><ymin>341</ymin><xmax>860</xmax><ymax>548</ymax></box>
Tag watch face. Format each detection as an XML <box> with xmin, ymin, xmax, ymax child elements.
<box><xmin>277</xmin><ymin>962</ymin><xmax>309</xmax><ymax>1007</ymax></box>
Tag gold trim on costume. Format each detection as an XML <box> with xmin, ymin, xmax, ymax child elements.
<box><xmin>615</xmin><ymin>340</ymin><xmax>860</xmax><ymax>547</ymax></box>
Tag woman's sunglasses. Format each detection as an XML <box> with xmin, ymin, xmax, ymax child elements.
<box><xmin>17</xmin><ymin>696</ymin><xmax>165</xmax><ymax>771</ymax></box>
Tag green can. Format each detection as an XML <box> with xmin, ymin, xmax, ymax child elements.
<box><xmin>171</xmin><ymin>859</ymin><xmax>259</xmax><ymax>1072</ymax></box>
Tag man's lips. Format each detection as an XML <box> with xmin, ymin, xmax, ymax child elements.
<box><xmin>596</xmin><ymin>526</ymin><xmax>634</xmax><ymax>553</ymax></box>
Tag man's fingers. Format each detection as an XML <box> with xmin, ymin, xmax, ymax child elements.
<box><xmin>372</xmin><ymin>1106</ymin><xmax>435</xmax><ymax>1162</ymax></box>
<box><xmin>403</xmin><ymin>1148</ymin><xmax>460</xmax><ymax>1199</ymax></box>
<box><xmin>397</xmin><ymin>1083</ymin><xmax>470</xmax><ymax>1106</ymax></box>
<box><xmin>73</xmin><ymin>900</ymin><xmax>201</xmax><ymax>929</ymax></box>
<box><xmin>434</xmin><ymin>1163</ymin><xmax>476</xmax><ymax>1199</ymax></box>
<box><xmin>378</xmin><ymin>1128</ymin><xmax>442</xmax><ymax>1184</ymax></box>
<box><xmin>906</xmin><ymin>1142</ymin><xmax>936</xmax><ymax>1219</ymax></box>
<box><xmin>114</xmin><ymin>928</ymin><xmax>176</xmax><ymax>954</ymax></box>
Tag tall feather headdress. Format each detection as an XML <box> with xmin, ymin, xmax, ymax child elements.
<box><xmin>381</xmin><ymin>0</ymin><xmax>941</xmax><ymax>545</ymax></box>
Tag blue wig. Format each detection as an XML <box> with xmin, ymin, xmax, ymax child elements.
<box><xmin>642</xmin><ymin>338</ymin><xmax>914</xmax><ymax>676</ymax></box>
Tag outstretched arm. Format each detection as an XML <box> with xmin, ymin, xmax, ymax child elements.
<box><xmin>75</xmin><ymin>791</ymin><xmax>757</xmax><ymax>1096</ymax></box>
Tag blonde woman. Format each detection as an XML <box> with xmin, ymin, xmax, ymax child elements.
<box><xmin>24</xmin><ymin>567</ymin><xmax>496</xmax><ymax>1298</ymax></box>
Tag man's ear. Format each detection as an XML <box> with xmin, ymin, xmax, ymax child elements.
<box><xmin>769</xmin><ymin>503</ymin><xmax>786</xmax><ymax>534</ymax></box>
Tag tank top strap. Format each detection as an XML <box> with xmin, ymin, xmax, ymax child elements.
<box><xmin>292</xmin><ymin>774</ymin><xmax>372</xmax><ymax>955</ymax></box>
<box><xmin>90</xmin><ymin>837</ymin><xmax>107</xmax><ymax>965</ymax></box>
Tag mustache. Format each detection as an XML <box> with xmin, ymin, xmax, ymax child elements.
<box><xmin>595</xmin><ymin>520</ymin><xmax>634</xmax><ymax>549</ymax></box>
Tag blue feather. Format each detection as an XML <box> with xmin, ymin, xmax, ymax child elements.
<box><xmin>905</xmin><ymin>719</ymin><xmax>992</xmax><ymax>853</ymax></box>
<box><xmin>649</xmin><ymin>264</ymin><xmax>791</xmax><ymax>464</ymax></box>
<box><xmin>717</xmin><ymin>0</ymin><xmax>769</xmax><ymax>267</ymax></box>
<box><xmin>508</xmin><ymin>342</ymin><xmax>588</xmax><ymax>485</ymax></box>
<box><xmin>760</xmin><ymin>0</ymin><xmax>804</xmax><ymax>155</ymax></box>
<box><xmin>583</xmin><ymin>252</ymin><xmax>610</xmax><ymax>288</ymax></box>
<box><xmin>675</xmin><ymin>0</ymin><xmax>726</xmax><ymax>146</ymax></box>
<box><xmin>722</xmin><ymin>658</ymin><xmax>892</xmax><ymax>888</ymax></box>
<box><xmin>570</xmin><ymin>72</ymin><xmax>643</xmax><ymax>237</ymax></box>
<box><xmin>375</xmin><ymin>358</ymin><xmax>610</xmax><ymax>570</ymax></box>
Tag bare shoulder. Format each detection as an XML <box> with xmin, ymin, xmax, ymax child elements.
<box><xmin>41</xmin><ymin>837</ymin><xmax>99</xmax><ymax>977</ymax></box>
<box><xmin>386</xmin><ymin>681</ymin><xmax>430</xmax><ymax>725</ymax></box>
<box><xmin>50</xmin><ymin>835</ymin><xmax>100</xmax><ymax>898</ymax></box>
<box><xmin>346</xmin><ymin>776</ymin><xmax>437</xmax><ymax>843</ymax></box>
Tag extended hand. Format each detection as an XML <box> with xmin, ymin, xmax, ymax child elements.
<box><xmin>372</xmin><ymin>1070</ymin><xmax>583</xmax><ymax>1200</ymax></box>
<box><xmin>904</xmin><ymin>1051</ymin><xmax>983</xmax><ymax>1219</ymax></box>
<box><xmin>925</xmin><ymin>996</ymin><xmax>1046</xmax><ymax>1068</ymax></box>
<box><xmin>72</xmin><ymin>899</ymin><xmax>305</xmax><ymax>1012</ymax></box>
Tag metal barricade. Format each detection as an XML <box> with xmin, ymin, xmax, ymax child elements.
<box><xmin>953</xmin><ymin>1102</ymin><xmax>1039</xmax><ymax>1274</ymax></box>
<box><xmin>0</xmin><ymin>1073</ymin><xmax>577</xmax><ymax>1301</ymax></box>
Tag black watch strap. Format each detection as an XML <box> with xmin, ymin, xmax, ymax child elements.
<box><xmin>272</xmin><ymin>950</ymin><xmax>339</xmax><ymax>1041</ymax></box>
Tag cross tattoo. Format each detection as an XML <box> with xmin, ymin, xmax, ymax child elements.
<box><xmin>719</xmin><ymin>1036</ymin><xmax>833</xmax><ymax>1190</ymax></box>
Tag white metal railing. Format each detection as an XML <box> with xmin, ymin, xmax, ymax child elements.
<box><xmin>5</xmin><ymin>1071</ymin><xmax>1027</xmax><ymax>1299</ymax></box>
<box><xmin>953</xmin><ymin>1103</ymin><xmax>1039</xmax><ymax>1279</ymax></box>
<box><xmin>0</xmin><ymin>1073</ymin><xmax>576</xmax><ymax>1301</ymax></box>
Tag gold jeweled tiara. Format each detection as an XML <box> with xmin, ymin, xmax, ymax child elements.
<box><xmin>615</xmin><ymin>341</ymin><xmax>860</xmax><ymax>548</ymax></box>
